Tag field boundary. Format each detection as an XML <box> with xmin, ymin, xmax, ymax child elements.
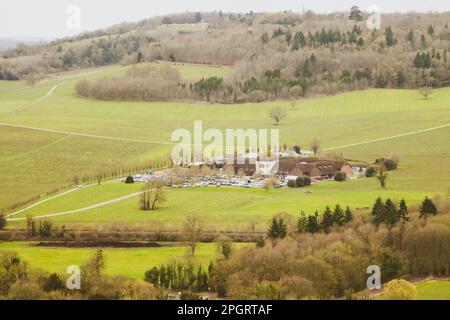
<box><xmin>1</xmin><ymin>122</ymin><xmax>450</xmax><ymax>150</ymax></box>
<box><xmin>323</xmin><ymin>123</ymin><xmax>450</xmax><ymax>151</ymax></box>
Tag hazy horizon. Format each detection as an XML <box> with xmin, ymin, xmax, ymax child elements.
<box><xmin>1</xmin><ymin>0</ymin><xmax>450</xmax><ymax>39</ymax></box>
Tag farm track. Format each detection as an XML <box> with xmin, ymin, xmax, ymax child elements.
<box><xmin>6</xmin><ymin>191</ymin><xmax>144</xmax><ymax>221</ymax></box>
<box><xmin>6</xmin><ymin>187</ymin><xmax>79</xmax><ymax>218</ymax></box>
<box><xmin>323</xmin><ymin>123</ymin><xmax>450</xmax><ymax>151</ymax></box>
<box><xmin>10</xmin><ymin>85</ymin><xmax>59</xmax><ymax>116</ymax></box>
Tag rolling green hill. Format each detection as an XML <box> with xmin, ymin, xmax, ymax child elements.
<box><xmin>1</xmin><ymin>62</ymin><xmax>449</xmax><ymax>231</ymax></box>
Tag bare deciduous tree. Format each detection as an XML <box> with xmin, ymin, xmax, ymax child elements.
<box><xmin>183</xmin><ymin>215</ymin><xmax>204</xmax><ymax>256</ymax></box>
<box><xmin>25</xmin><ymin>72</ymin><xmax>44</xmax><ymax>87</ymax></box>
<box><xmin>375</xmin><ymin>164</ymin><xmax>388</xmax><ymax>188</ymax></box>
<box><xmin>140</xmin><ymin>180</ymin><xmax>167</xmax><ymax>211</ymax></box>
<box><xmin>310</xmin><ymin>138</ymin><xmax>321</xmax><ymax>155</ymax></box>
<box><xmin>419</xmin><ymin>87</ymin><xmax>433</xmax><ymax>99</ymax></box>
<box><xmin>96</xmin><ymin>172</ymin><xmax>104</xmax><ymax>186</ymax></box>
<box><xmin>268</xmin><ymin>107</ymin><xmax>286</xmax><ymax>125</ymax></box>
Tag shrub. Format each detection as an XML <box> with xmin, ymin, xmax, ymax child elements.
<box><xmin>7</xmin><ymin>281</ymin><xmax>43</xmax><ymax>300</ymax></box>
<box><xmin>375</xmin><ymin>158</ymin><xmax>397</xmax><ymax>171</ymax></box>
<box><xmin>0</xmin><ymin>214</ymin><xmax>6</xmax><ymax>230</ymax></box>
<box><xmin>263</xmin><ymin>178</ymin><xmax>277</xmax><ymax>189</ymax></box>
<box><xmin>296</xmin><ymin>177</ymin><xmax>305</xmax><ymax>187</ymax></box>
<box><xmin>303</xmin><ymin>176</ymin><xmax>311</xmax><ymax>186</ymax></box>
<box><xmin>256</xmin><ymin>236</ymin><xmax>266</xmax><ymax>248</ymax></box>
<box><xmin>287</xmin><ymin>180</ymin><xmax>297</xmax><ymax>188</ymax></box>
<box><xmin>144</xmin><ymin>267</ymin><xmax>159</xmax><ymax>287</ymax></box>
<box><xmin>418</xmin><ymin>87</ymin><xmax>433</xmax><ymax>99</ymax></box>
<box><xmin>294</xmin><ymin>176</ymin><xmax>311</xmax><ymax>187</ymax></box>
<box><xmin>384</xmin><ymin>279</ymin><xmax>417</xmax><ymax>300</ymax></box>
<box><xmin>334</xmin><ymin>171</ymin><xmax>347</xmax><ymax>182</ymax></box>
<box><xmin>41</xmin><ymin>273</ymin><xmax>65</xmax><ymax>292</ymax></box>
<box><xmin>217</xmin><ymin>236</ymin><xmax>233</xmax><ymax>259</ymax></box>
<box><xmin>0</xmin><ymin>251</ymin><xmax>29</xmax><ymax>295</ymax></box>
<box><xmin>125</xmin><ymin>176</ymin><xmax>134</xmax><ymax>184</ymax></box>
<box><xmin>365</xmin><ymin>165</ymin><xmax>376</xmax><ymax>177</ymax></box>
<box><xmin>38</xmin><ymin>220</ymin><xmax>53</xmax><ymax>238</ymax></box>
<box><xmin>180</xmin><ymin>291</ymin><xmax>203</xmax><ymax>300</ymax></box>
<box><xmin>382</xmin><ymin>159</ymin><xmax>397</xmax><ymax>171</ymax></box>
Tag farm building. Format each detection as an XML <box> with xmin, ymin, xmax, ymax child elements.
<box><xmin>223</xmin><ymin>155</ymin><xmax>353</xmax><ymax>179</ymax></box>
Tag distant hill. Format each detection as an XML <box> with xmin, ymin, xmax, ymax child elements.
<box><xmin>0</xmin><ymin>37</ymin><xmax>44</xmax><ymax>52</ymax></box>
<box><xmin>0</xmin><ymin>39</ymin><xmax>19</xmax><ymax>52</ymax></box>
<box><xmin>1</xmin><ymin>11</ymin><xmax>450</xmax><ymax>100</ymax></box>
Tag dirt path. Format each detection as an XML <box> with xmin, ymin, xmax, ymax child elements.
<box><xmin>10</xmin><ymin>85</ymin><xmax>59</xmax><ymax>116</ymax></box>
<box><xmin>6</xmin><ymin>191</ymin><xmax>144</xmax><ymax>221</ymax></box>
<box><xmin>2</xmin><ymin>122</ymin><xmax>450</xmax><ymax>150</ymax></box>
<box><xmin>4</xmin><ymin>66</ymin><xmax>111</xmax><ymax>114</ymax></box>
<box><xmin>6</xmin><ymin>187</ymin><xmax>80</xmax><ymax>218</ymax></box>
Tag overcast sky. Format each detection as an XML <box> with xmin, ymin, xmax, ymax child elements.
<box><xmin>1</xmin><ymin>0</ymin><xmax>450</xmax><ymax>39</ymax></box>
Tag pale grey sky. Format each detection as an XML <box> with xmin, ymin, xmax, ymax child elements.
<box><xmin>1</xmin><ymin>0</ymin><xmax>449</xmax><ymax>39</ymax></box>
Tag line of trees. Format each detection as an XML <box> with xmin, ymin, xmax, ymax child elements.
<box><xmin>287</xmin><ymin>176</ymin><xmax>312</xmax><ymax>188</ymax></box>
<box><xmin>140</xmin><ymin>180</ymin><xmax>167</xmax><ymax>211</ymax></box>
<box><xmin>264</xmin><ymin>204</ymin><xmax>354</xmax><ymax>244</ymax></box>
<box><xmin>0</xmin><ymin>249</ymin><xmax>159</xmax><ymax>300</ymax></box>
<box><xmin>371</xmin><ymin>198</ymin><xmax>409</xmax><ymax>225</ymax></box>
<box><xmin>297</xmin><ymin>205</ymin><xmax>353</xmax><ymax>234</ymax></box>
<box><xmin>144</xmin><ymin>260</ymin><xmax>210</xmax><ymax>292</ymax></box>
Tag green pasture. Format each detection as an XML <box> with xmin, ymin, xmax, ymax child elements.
<box><xmin>0</xmin><ymin>63</ymin><xmax>449</xmax><ymax>229</ymax></box>
<box><xmin>0</xmin><ymin>241</ymin><xmax>237</xmax><ymax>280</ymax></box>
<box><xmin>6</xmin><ymin>176</ymin><xmax>434</xmax><ymax>231</ymax></box>
<box><xmin>416</xmin><ymin>280</ymin><xmax>450</xmax><ymax>300</ymax></box>
<box><xmin>378</xmin><ymin>280</ymin><xmax>450</xmax><ymax>300</ymax></box>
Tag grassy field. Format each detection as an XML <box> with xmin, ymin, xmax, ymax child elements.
<box><xmin>378</xmin><ymin>280</ymin><xmax>450</xmax><ymax>300</ymax></box>
<box><xmin>0</xmin><ymin>63</ymin><xmax>449</xmax><ymax>230</ymax></box>
<box><xmin>416</xmin><ymin>280</ymin><xmax>450</xmax><ymax>300</ymax></box>
<box><xmin>0</xmin><ymin>241</ymin><xmax>239</xmax><ymax>280</ymax></box>
<box><xmin>7</xmin><ymin>177</ymin><xmax>433</xmax><ymax>231</ymax></box>
<box><xmin>0</xmin><ymin>62</ymin><xmax>232</xmax><ymax>209</ymax></box>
